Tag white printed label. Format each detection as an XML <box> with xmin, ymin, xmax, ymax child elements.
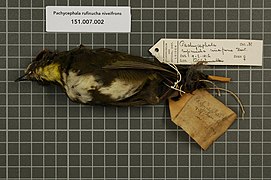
<box><xmin>46</xmin><ymin>6</ymin><xmax>131</xmax><ymax>32</ymax></box>
<box><xmin>149</xmin><ymin>39</ymin><xmax>263</xmax><ymax>66</ymax></box>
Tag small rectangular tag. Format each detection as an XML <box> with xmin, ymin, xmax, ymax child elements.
<box><xmin>149</xmin><ymin>39</ymin><xmax>263</xmax><ymax>66</ymax></box>
<box><xmin>169</xmin><ymin>89</ymin><xmax>237</xmax><ymax>150</ymax></box>
<box><xmin>46</xmin><ymin>6</ymin><xmax>131</xmax><ymax>32</ymax></box>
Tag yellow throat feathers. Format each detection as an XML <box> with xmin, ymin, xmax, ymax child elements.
<box><xmin>36</xmin><ymin>63</ymin><xmax>61</xmax><ymax>83</ymax></box>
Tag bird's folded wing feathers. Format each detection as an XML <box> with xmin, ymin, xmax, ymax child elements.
<box><xmin>102</xmin><ymin>60</ymin><xmax>174</xmax><ymax>74</ymax></box>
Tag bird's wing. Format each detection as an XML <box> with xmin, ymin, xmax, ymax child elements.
<box><xmin>65</xmin><ymin>47</ymin><xmax>175</xmax><ymax>82</ymax></box>
<box><xmin>102</xmin><ymin>60</ymin><xmax>174</xmax><ymax>74</ymax></box>
<box><xmin>102</xmin><ymin>60</ymin><xmax>176</xmax><ymax>82</ymax></box>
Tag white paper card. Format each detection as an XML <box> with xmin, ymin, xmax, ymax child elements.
<box><xmin>46</xmin><ymin>6</ymin><xmax>131</xmax><ymax>32</ymax></box>
<box><xmin>149</xmin><ymin>39</ymin><xmax>263</xmax><ymax>66</ymax></box>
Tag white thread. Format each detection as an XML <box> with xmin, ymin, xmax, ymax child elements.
<box><xmin>200</xmin><ymin>79</ymin><xmax>245</xmax><ymax>120</ymax></box>
<box><xmin>164</xmin><ymin>63</ymin><xmax>185</xmax><ymax>94</ymax></box>
<box><xmin>199</xmin><ymin>79</ymin><xmax>221</xmax><ymax>96</ymax></box>
<box><xmin>206</xmin><ymin>87</ymin><xmax>246</xmax><ymax>120</ymax></box>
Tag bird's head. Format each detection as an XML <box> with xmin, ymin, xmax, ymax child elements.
<box><xmin>15</xmin><ymin>49</ymin><xmax>62</xmax><ymax>84</ymax></box>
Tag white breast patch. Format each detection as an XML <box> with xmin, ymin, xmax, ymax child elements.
<box><xmin>99</xmin><ymin>78</ymin><xmax>143</xmax><ymax>101</ymax></box>
<box><xmin>63</xmin><ymin>71</ymin><xmax>143</xmax><ymax>103</ymax></box>
<box><xmin>64</xmin><ymin>71</ymin><xmax>102</xmax><ymax>103</ymax></box>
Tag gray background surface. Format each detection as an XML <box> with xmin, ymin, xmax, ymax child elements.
<box><xmin>1</xmin><ymin>0</ymin><xmax>271</xmax><ymax>179</ymax></box>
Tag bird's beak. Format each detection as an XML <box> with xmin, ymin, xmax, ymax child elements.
<box><xmin>15</xmin><ymin>73</ymin><xmax>29</xmax><ymax>82</ymax></box>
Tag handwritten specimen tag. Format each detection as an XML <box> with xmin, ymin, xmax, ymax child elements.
<box><xmin>149</xmin><ymin>39</ymin><xmax>263</xmax><ymax>66</ymax></box>
<box><xmin>46</xmin><ymin>6</ymin><xmax>131</xmax><ymax>32</ymax></box>
<box><xmin>169</xmin><ymin>89</ymin><xmax>237</xmax><ymax>150</ymax></box>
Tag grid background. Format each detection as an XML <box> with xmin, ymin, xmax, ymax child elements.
<box><xmin>1</xmin><ymin>0</ymin><xmax>271</xmax><ymax>179</ymax></box>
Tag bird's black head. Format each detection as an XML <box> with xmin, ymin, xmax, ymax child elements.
<box><xmin>15</xmin><ymin>49</ymin><xmax>60</xmax><ymax>84</ymax></box>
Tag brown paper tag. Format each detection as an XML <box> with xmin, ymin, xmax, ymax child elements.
<box><xmin>169</xmin><ymin>89</ymin><xmax>237</xmax><ymax>150</ymax></box>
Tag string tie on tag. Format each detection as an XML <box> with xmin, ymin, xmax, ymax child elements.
<box><xmin>200</xmin><ymin>80</ymin><xmax>246</xmax><ymax>120</ymax></box>
<box><xmin>163</xmin><ymin>63</ymin><xmax>186</xmax><ymax>94</ymax></box>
